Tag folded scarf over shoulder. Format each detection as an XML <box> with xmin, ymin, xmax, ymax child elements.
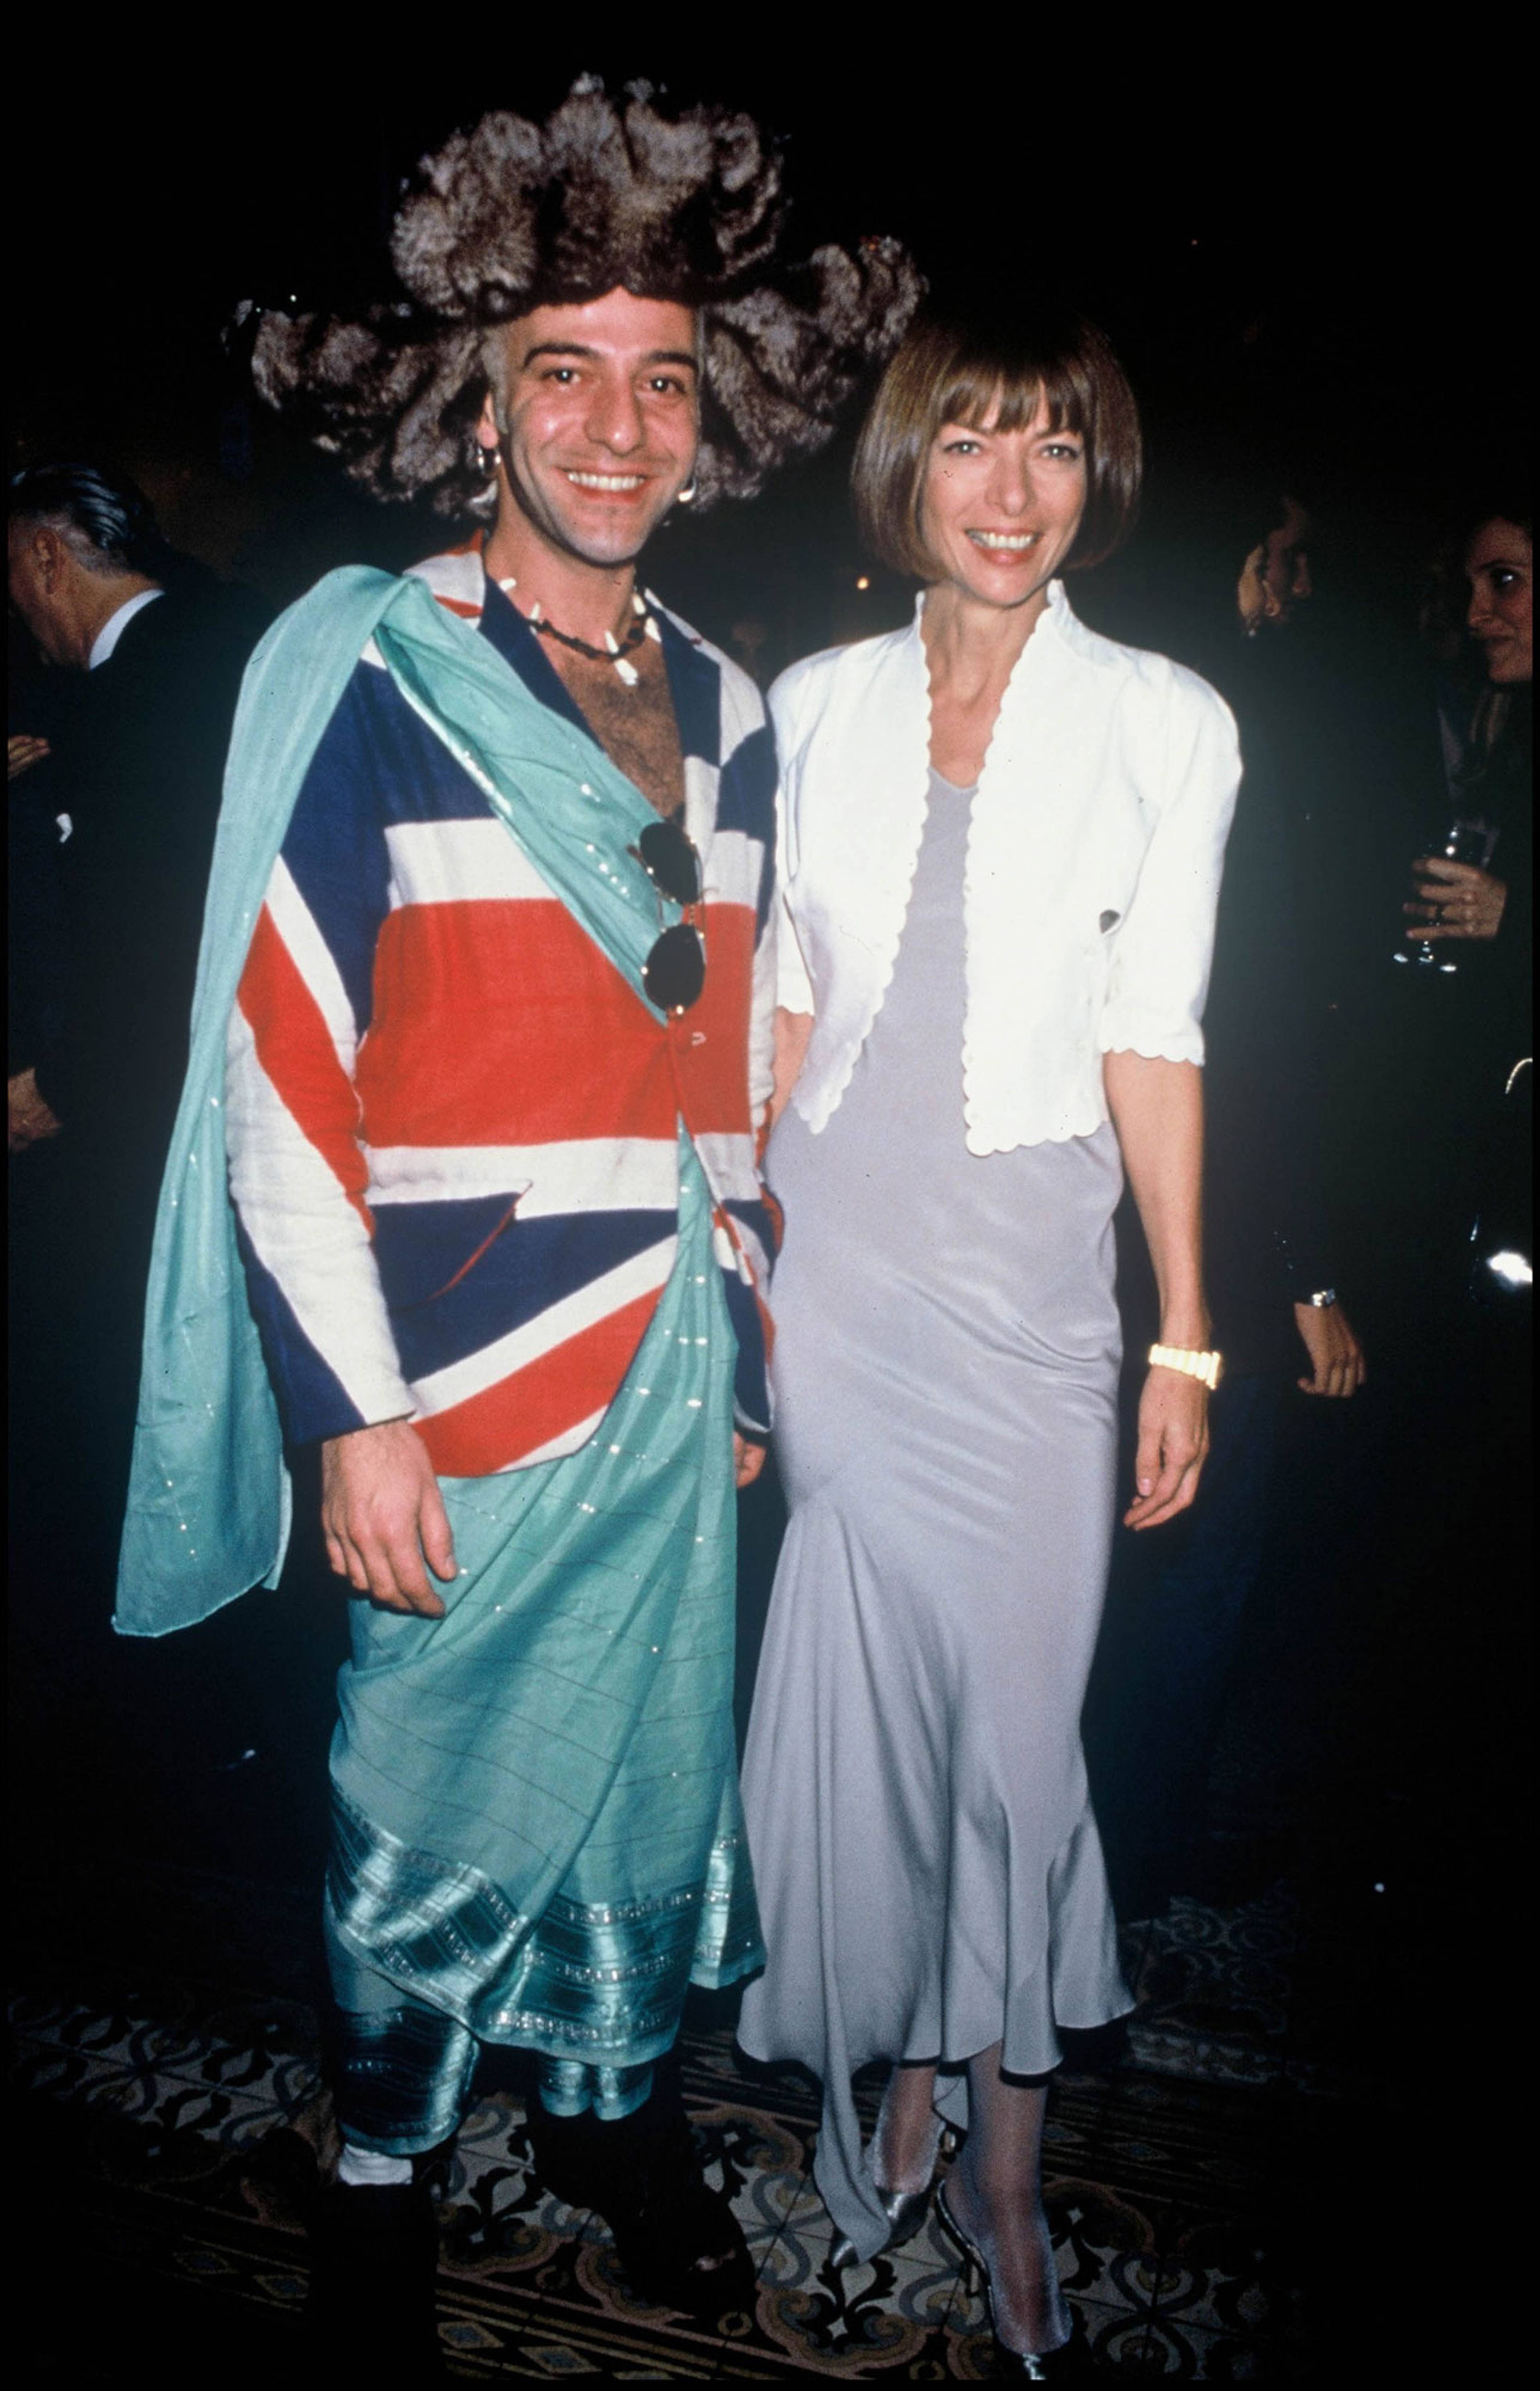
<box><xmin>116</xmin><ymin>566</ymin><xmax>678</xmax><ymax>1639</ymax></box>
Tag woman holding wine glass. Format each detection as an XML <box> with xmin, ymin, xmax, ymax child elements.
<box><xmin>1402</xmin><ymin>509</ymin><xmax>1531</xmax><ymax>953</ymax></box>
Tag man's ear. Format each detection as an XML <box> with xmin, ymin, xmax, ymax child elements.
<box><xmin>1236</xmin><ymin>543</ymin><xmax>1268</xmax><ymax>631</ymax></box>
<box><xmin>475</xmin><ymin>386</ymin><xmax>501</xmax><ymax>446</ymax></box>
<box><xmin>32</xmin><ymin>524</ymin><xmax>68</xmax><ymax>589</ymax></box>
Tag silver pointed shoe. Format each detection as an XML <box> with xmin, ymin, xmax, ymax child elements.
<box><xmin>830</xmin><ymin>2180</ymin><xmax>934</xmax><ymax>2270</ymax></box>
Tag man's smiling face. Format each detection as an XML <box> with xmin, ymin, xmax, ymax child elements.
<box><xmin>478</xmin><ymin>287</ymin><xmax>701</xmax><ymax>570</ymax></box>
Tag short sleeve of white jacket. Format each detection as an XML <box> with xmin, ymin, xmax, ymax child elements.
<box><xmin>1096</xmin><ymin>660</ymin><xmax>1240</xmax><ymax>1065</ymax></box>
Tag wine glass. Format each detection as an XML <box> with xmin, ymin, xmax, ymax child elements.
<box><xmin>1391</xmin><ymin>814</ymin><xmax>1498</xmax><ymax>973</ymax></box>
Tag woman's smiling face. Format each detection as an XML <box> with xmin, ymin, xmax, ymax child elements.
<box><xmin>1465</xmin><ymin>517</ymin><xmax>1533</xmax><ymax>685</ymax></box>
<box><xmin>918</xmin><ymin>392</ymin><xmax>1088</xmax><ymax>610</ymax></box>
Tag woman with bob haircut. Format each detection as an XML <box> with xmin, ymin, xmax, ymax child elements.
<box><xmin>738</xmin><ymin>312</ymin><xmax>1240</xmax><ymax>2373</ymax></box>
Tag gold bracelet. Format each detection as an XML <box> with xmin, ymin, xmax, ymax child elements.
<box><xmin>1147</xmin><ymin>1342</ymin><xmax>1223</xmax><ymax>1390</ymax></box>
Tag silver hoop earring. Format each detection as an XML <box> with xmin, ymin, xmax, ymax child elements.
<box><xmin>476</xmin><ymin>443</ymin><xmax>500</xmax><ymax>484</ymax></box>
<box><xmin>676</xmin><ymin>479</ymin><xmax>697</xmax><ymax>505</ymax></box>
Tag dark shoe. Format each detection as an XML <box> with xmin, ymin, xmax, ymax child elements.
<box><xmin>529</xmin><ymin>2086</ymin><xmax>753</xmax><ymax>2324</ymax></box>
<box><xmin>524</xmin><ymin>2097</ymin><xmax>609</xmax><ymax>2209</ymax></box>
<box><xmin>306</xmin><ymin>2178</ymin><xmax>443</xmax><ymax>2372</ymax></box>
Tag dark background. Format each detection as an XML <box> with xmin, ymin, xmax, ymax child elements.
<box><xmin>6</xmin><ymin>50</ymin><xmax>1528</xmax><ymax>2381</ymax></box>
<box><xmin>10</xmin><ymin>50</ymin><xmax>1525</xmax><ymax>654</ymax></box>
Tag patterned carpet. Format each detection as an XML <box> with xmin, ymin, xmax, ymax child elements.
<box><xmin>9</xmin><ymin>1875</ymin><xmax>1360</xmax><ymax>2379</ymax></box>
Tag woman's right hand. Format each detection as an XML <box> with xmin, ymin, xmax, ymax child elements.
<box><xmin>1404</xmin><ymin>856</ymin><xmax>1508</xmax><ymax>941</ymax></box>
<box><xmin>770</xmin><ymin>1008</ymin><xmax>814</xmax><ymax>1126</ymax></box>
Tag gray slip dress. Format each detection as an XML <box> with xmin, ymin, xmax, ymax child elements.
<box><xmin>738</xmin><ymin>770</ymin><xmax>1132</xmax><ymax>2262</ymax></box>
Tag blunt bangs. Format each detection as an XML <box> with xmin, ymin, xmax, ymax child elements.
<box><xmin>936</xmin><ymin>354</ymin><xmax>1078</xmax><ymax>440</ymax></box>
<box><xmin>853</xmin><ymin>313</ymin><xmax>1142</xmax><ymax>581</ymax></box>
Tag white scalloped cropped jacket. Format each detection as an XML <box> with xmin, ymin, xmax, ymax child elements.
<box><xmin>770</xmin><ymin>583</ymin><xmax>1241</xmax><ymax>1157</ymax></box>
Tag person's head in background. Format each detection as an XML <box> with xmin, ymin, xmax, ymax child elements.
<box><xmin>1142</xmin><ymin>457</ymin><xmax>1316</xmax><ymax>645</ymax></box>
<box><xmin>1237</xmin><ymin>493</ymin><xmax>1313</xmax><ymax>637</ymax></box>
<box><xmin>7</xmin><ymin>462</ymin><xmax>165</xmax><ymax>669</ymax></box>
<box><xmin>1464</xmin><ymin>512</ymin><xmax>1532</xmax><ymax>686</ymax></box>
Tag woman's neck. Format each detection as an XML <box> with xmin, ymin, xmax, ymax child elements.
<box><xmin>921</xmin><ymin>579</ymin><xmax>1056</xmax><ymax>786</ymax></box>
<box><xmin>921</xmin><ymin>576</ymin><xmax>1052</xmax><ymax>708</ymax></box>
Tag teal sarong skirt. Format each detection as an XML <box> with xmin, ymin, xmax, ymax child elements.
<box><xmin>324</xmin><ymin>1132</ymin><xmax>763</xmax><ymax>2145</ymax></box>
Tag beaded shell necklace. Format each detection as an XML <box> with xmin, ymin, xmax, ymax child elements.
<box><xmin>497</xmin><ymin>578</ymin><xmax>661</xmax><ymax>687</ymax></box>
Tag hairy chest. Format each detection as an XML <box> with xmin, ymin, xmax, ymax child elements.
<box><xmin>546</xmin><ymin>642</ymin><xmax>685</xmax><ymax>819</ymax></box>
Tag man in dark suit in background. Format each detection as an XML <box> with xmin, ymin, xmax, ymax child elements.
<box><xmin>8</xmin><ymin>462</ymin><xmax>269</xmax><ymax>1176</ymax></box>
<box><xmin>7</xmin><ymin>462</ymin><xmax>275</xmax><ymax>1793</ymax></box>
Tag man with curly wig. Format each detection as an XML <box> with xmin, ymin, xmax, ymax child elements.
<box><xmin>113</xmin><ymin>79</ymin><xmax>918</xmax><ymax>2354</ymax></box>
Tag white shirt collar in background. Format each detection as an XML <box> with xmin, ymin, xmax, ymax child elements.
<box><xmin>89</xmin><ymin>585</ymin><xmax>164</xmax><ymax>670</ymax></box>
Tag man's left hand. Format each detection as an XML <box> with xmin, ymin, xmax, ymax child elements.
<box><xmin>8</xmin><ymin>1067</ymin><xmax>63</xmax><ymax>1151</ymax></box>
<box><xmin>1293</xmin><ymin>1301</ymin><xmax>1366</xmax><ymax>1397</ymax></box>
<box><xmin>734</xmin><ymin>1434</ymin><xmax>767</xmax><ymax>1491</ymax></box>
<box><xmin>8</xmin><ymin>734</ymin><xmax>51</xmax><ymax>781</ymax></box>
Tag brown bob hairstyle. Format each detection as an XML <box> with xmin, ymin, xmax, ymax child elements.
<box><xmin>853</xmin><ymin>310</ymin><xmax>1142</xmax><ymax>580</ymax></box>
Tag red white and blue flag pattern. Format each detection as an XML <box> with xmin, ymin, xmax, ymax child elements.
<box><xmin>224</xmin><ymin>546</ymin><xmax>778</xmax><ymax>1479</ymax></box>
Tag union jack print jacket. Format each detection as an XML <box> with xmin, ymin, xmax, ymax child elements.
<box><xmin>224</xmin><ymin>546</ymin><xmax>778</xmax><ymax>1480</ymax></box>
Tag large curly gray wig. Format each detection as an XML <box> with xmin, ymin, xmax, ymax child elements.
<box><xmin>251</xmin><ymin>78</ymin><xmax>925</xmax><ymax>518</ymax></box>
